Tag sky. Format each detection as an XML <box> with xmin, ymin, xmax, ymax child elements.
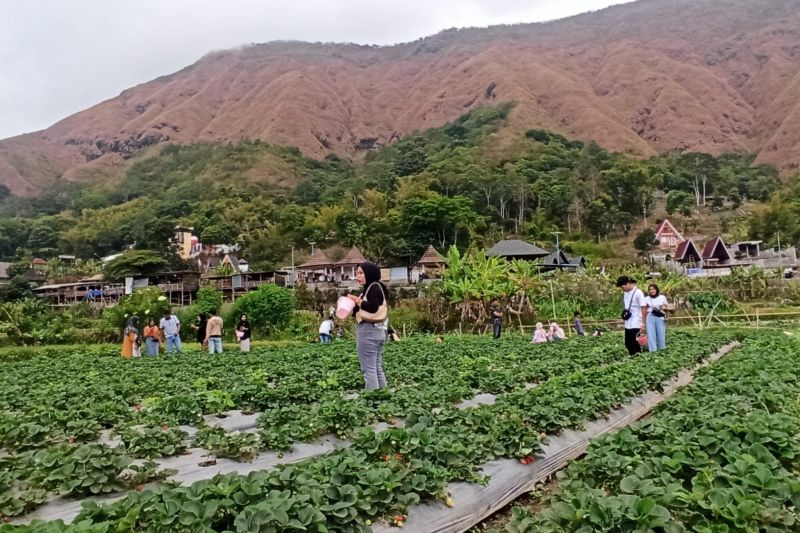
<box><xmin>0</xmin><ymin>0</ymin><xmax>632</xmax><ymax>139</ymax></box>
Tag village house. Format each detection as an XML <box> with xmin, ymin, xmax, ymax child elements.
<box><xmin>654</xmin><ymin>219</ymin><xmax>684</xmax><ymax>249</ymax></box>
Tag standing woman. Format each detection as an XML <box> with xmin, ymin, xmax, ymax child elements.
<box><xmin>237</xmin><ymin>314</ymin><xmax>251</xmax><ymax>353</ymax></box>
<box><xmin>143</xmin><ymin>318</ymin><xmax>161</xmax><ymax>356</ymax></box>
<box><xmin>193</xmin><ymin>314</ymin><xmax>207</xmax><ymax>349</ymax></box>
<box><xmin>121</xmin><ymin>316</ymin><xmax>141</xmax><ymax>359</ymax></box>
<box><xmin>346</xmin><ymin>261</ymin><xmax>389</xmax><ymax>390</ymax></box>
<box><xmin>644</xmin><ymin>283</ymin><xmax>668</xmax><ymax>352</ymax></box>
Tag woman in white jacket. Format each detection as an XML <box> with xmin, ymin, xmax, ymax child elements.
<box><xmin>644</xmin><ymin>283</ymin><xmax>668</xmax><ymax>351</ymax></box>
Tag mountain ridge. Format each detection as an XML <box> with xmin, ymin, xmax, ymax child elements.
<box><xmin>2</xmin><ymin>0</ymin><xmax>799</xmax><ymax>196</ymax></box>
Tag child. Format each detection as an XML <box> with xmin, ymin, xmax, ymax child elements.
<box><xmin>531</xmin><ymin>322</ymin><xmax>548</xmax><ymax>343</ymax></box>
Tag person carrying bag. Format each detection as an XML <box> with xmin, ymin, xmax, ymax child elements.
<box><xmin>346</xmin><ymin>261</ymin><xmax>389</xmax><ymax>390</ymax></box>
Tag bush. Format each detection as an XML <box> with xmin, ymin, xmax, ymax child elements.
<box><xmin>231</xmin><ymin>285</ymin><xmax>295</xmax><ymax>336</ymax></box>
<box><xmin>192</xmin><ymin>287</ymin><xmax>223</xmax><ymax>317</ymax></box>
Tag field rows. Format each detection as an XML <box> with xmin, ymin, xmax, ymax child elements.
<box><xmin>499</xmin><ymin>333</ymin><xmax>800</xmax><ymax>532</ymax></box>
<box><xmin>0</xmin><ymin>331</ymin><xmax>738</xmax><ymax>531</ymax></box>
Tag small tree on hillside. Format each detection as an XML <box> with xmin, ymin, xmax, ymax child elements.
<box><xmin>633</xmin><ymin>228</ymin><xmax>658</xmax><ymax>256</ymax></box>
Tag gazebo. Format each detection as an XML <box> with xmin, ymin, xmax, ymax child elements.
<box><xmin>415</xmin><ymin>245</ymin><xmax>446</xmax><ymax>280</ymax></box>
<box><xmin>297</xmin><ymin>249</ymin><xmax>334</xmax><ymax>282</ymax></box>
<box><xmin>335</xmin><ymin>246</ymin><xmax>368</xmax><ymax>282</ymax></box>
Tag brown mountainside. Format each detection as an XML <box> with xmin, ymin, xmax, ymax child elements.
<box><xmin>2</xmin><ymin>0</ymin><xmax>800</xmax><ymax>196</ymax></box>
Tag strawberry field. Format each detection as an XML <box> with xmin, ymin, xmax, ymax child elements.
<box><xmin>0</xmin><ymin>331</ymin><xmax>757</xmax><ymax>531</ymax></box>
<box><xmin>500</xmin><ymin>333</ymin><xmax>800</xmax><ymax>532</ymax></box>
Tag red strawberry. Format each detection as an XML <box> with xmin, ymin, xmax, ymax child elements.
<box><xmin>135</xmin><ymin>404</ymin><xmax>142</xmax><ymax>412</ymax></box>
<box><xmin>135</xmin><ymin>484</ymin><xmax>143</xmax><ymax>492</ymax></box>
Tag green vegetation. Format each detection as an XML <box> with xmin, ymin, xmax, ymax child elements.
<box><xmin>0</xmin><ymin>331</ymin><xmax>735</xmax><ymax>527</ymax></box>
<box><xmin>503</xmin><ymin>333</ymin><xmax>800</xmax><ymax>532</ymax></box>
<box><xmin>0</xmin><ymin>104</ymin><xmax>788</xmax><ymax>277</ymax></box>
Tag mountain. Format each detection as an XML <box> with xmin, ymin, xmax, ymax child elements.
<box><xmin>2</xmin><ymin>0</ymin><xmax>800</xmax><ymax>196</ymax></box>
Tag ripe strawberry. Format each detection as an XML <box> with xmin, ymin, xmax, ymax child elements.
<box><xmin>135</xmin><ymin>404</ymin><xmax>142</xmax><ymax>412</ymax></box>
<box><xmin>135</xmin><ymin>484</ymin><xmax>143</xmax><ymax>492</ymax></box>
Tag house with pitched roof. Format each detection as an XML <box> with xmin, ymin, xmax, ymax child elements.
<box><xmin>654</xmin><ymin>219</ymin><xmax>684</xmax><ymax>249</ymax></box>
<box><xmin>335</xmin><ymin>246</ymin><xmax>368</xmax><ymax>282</ymax></box>
<box><xmin>297</xmin><ymin>249</ymin><xmax>334</xmax><ymax>283</ymax></box>
<box><xmin>701</xmin><ymin>236</ymin><xmax>732</xmax><ymax>268</ymax></box>
<box><xmin>673</xmin><ymin>239</ymin><xmax>702</xmax><ymax>266</ymax></box>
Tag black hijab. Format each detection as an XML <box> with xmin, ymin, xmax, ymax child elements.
<box><xmin>360</xmin><ymin>261</ymin><xmax>381</xmax><ymax>285</ymax></box>
<box><xmin>359</xmin><ymin>261</ymin><xmax>388</xmax><ymax>303</ymax></box>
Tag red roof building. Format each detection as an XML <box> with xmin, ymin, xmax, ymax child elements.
<box><xmin>654</xmin><ymin>219</ymin><xmax>684</xmax><ymax>249</ymax></box>
<box><xmin>297</xmin><ymin>249</ymin><xmax>334</xmax><ymax>282</ymax></box>
<box><xmin>701</xmin><ymin>236</ymin><xmax>732</xmax><ymax>266</ymax></box>
<box><xmin>674</xmin><ymin>239</ymin><xmax>702</xmax><ymax>266</ymax></box>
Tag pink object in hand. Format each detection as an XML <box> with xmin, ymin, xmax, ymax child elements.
<box><xmin>335</xmin><ymin>296</ymin><xmax>355</xmax><ymax>319</ymax></box>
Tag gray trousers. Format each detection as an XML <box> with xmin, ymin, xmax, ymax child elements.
<box><xmin>356</xmin><ymin>322</ymin><xmax>388</xmax><ymax>390</ymax></box>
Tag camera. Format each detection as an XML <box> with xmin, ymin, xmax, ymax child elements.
<box><xmin>621</xmin><ymin>310</ymin><xmax>632</xmax><ymax>320</ymax></box>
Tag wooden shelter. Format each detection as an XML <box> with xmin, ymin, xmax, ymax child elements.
<box><xmin>486</xmin><ymin>239</ymin><xmax>549</xmax><ymax>261</ymax></box>
<box><xmin>335</xmin><ymin>246</ymin><xmax>368</xmax><ymax>282</ymax></box>
<box><xmin>414</xmin><ymin>245</ymin><xmax>446</xmax><ymax>280</ymax></box>
<box><xmin>297</xmin><ymin>249</ymin><xmax>334</xmax><ymax>283</ymax></box>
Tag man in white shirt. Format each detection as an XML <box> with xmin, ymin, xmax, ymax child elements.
<box><xmin>616</xmin><ymin>276</ymin><xmax>647</xmax><ymax>355</ymax></box>
<box><xmin>159</xmin><ymin>310</ymin><xmax>182</xmax><ymax>354</ymax></box>
<box><xmin>319</xmin><ymin>316</ymin><xmax>334</xmax><ymax>344</ymax></box>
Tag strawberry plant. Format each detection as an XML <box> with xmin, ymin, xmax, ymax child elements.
<box><xmin>119</xmin><ymin>425</ymin><xmax>187</xmax><ymax>459</ymax></box>
<box><xmin>194</xmin><ymin>426</ymin><xmax>261</xmax><ymax>462</ymax></box>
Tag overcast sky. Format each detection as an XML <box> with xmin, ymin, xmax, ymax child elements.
<box><xmin>0</xmin><ymin>0</ymin><xmax>631</xmax><ymax>139</ymax></box>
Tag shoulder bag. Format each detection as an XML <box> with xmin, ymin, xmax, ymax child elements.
<box><xmin>357</xmin><ymin>283</ymin><xmax>388</xmax><ymax>324</ymax></box>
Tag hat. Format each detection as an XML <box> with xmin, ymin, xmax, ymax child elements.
<box><xmin>615</xmin><ymin>275</ymin><xmax>636</xmax><ymax>287</ymax></box>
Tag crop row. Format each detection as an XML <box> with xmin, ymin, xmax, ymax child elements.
<box><xmin>503</xmin><ymin>333</ymin><xmax>800</xmax><ymax>532</ymax></box>
<box><xmin>0</xmin><ymin>335</ymin><xmax>637</xmax><ymax>520</ymax></box>
<box><xmin>0</xmin><ymin>330</ymin><xmax>737</xmax><ymax>531</ymax></box>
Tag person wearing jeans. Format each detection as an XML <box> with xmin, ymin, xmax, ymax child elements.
<box><xmin>356</xmin><ymin>322</ymin><xmax>388</xmax><ymax>389</ymax></box>
<box><xmin>205</xmin><ymin>309</ymin><xmax>224</xmax><ymax>354</ymax></box>
<box><xmin>347</xmin><ymin>262</ymin><xmax>389</xmax><ymax>390</ymax></box>
<box><xmin>645</xmin><ymin>283</ymin><xmax>668</xmax><ymax>351</ymax></box>
<box><xmin>159</xmin><ymin>311</ymin><xmax>182</xmax><ymax>354</ymax></box>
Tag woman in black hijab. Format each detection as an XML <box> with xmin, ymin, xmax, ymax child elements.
<box><xmin>346</xmin><ymin>261</ymin><xmax>389</xmax><ymax>390</ymax></box>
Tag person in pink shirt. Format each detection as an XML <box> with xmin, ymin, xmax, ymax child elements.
<box><xmin>531</xmin><ymin>322</ymin><xmax>548</xmax><ymax>343</ymax></box>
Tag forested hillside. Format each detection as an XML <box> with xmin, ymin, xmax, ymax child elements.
<box><xmin>0</xmin><ymin>104</ymin><xmax>789</xmax><ymax>272</ymax></box>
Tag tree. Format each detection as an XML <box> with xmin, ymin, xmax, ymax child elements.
<box><xmin>193</xmin><ymin>287</ymin><xmax>223</xmax><ymax>317</ymax></box>
<box><xmin>633</xmin><ymin>229</ymin><xmax>658</xmax><ymax>255</ymax></box>
<box><xmin>233</xmin><ymin>285</ymin><xmax>295</xmax><ymax>335</ymax></box>
<box><xmin>666</xmin><ymin>190</ymin><xmax>694</xmax><ymax>216</ymax></box>
<box><xmin>0</xmin><ymin>276</ymin><xmax>33</xmax><ymax>302</ymax></box>
<box><xmin>103</xmin><ymin>250</ymin><xmax>170</xmax><ymax>279</ymax></box>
